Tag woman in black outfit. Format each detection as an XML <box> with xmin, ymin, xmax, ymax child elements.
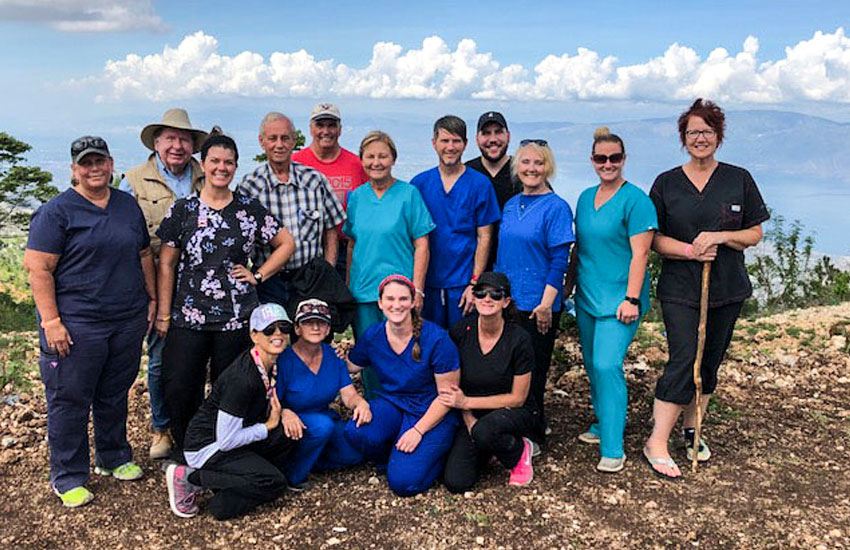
<box><xmin>440</xmin><ymin>272</ymin><xmax>538</xmax><ymax>491</ymax></box>
<box><xmin>642</xmin><ymin>99</ymin><xmax>769</xmax><ymax>479</ymax></box>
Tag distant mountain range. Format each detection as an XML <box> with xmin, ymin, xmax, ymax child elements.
<box><xmin>18</xmin><ymin>109</ymin><xmax>850</xmax><ymax>255</ymax></box>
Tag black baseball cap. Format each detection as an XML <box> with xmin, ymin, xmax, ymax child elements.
<box><xmin>70</xmin><ymin>136</ymin><xmax>110</xmax><ymax>164</ymax></box>
<box><xmin>473</xmin><ymin>272</ymin><xmax>511</xmax><ymax>295</ymax></box>
<box><xmin>477</xmin><ymin>111</ymin><xmax>508</xmax><ymax>133</ymax></box>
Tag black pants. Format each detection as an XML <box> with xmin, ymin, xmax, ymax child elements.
<box><xmin>655</xmin><ymin>301</ymin><xmax>743</xmax><ymax>405</ymax></box>
<box><xmin>442</xmin><ymin>407</ymin><xmax>536</xmax><ymax>494</ymax></box>
<box><xmin>162</xmin><ymin>327</ymin><xmax>251</xmax><ymax>450</ymax></box>
<box><xmin>191</xmin><ymin>427</ymin><xmax>293</xmax><ymax>520</ymax></box>
<box><xmin>517</xmin><ymin>309</ymin><xmax>562</xmax><ymax>440</ymax></box>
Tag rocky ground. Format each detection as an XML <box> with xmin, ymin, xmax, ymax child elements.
<box><xmin>0</xmin><ymin>304</ymin><xmax>848</xmax><ymax>550</ymax></box>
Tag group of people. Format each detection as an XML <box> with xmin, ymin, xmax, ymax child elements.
<box><xmin>24</xmin><ymin>98</ymin><xmax>768</xmax><ymax>518</ymax></box>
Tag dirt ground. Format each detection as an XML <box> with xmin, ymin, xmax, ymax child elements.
<box><xmin>1</xmin><ymin>304</ymin><xmax>848</xmax><ymax>550</ymax></box>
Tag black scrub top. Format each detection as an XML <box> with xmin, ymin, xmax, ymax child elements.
<box><xmin>650</xmin><ymin>162</ymin><xmax>769</xmax><ymax>308</ymax></box>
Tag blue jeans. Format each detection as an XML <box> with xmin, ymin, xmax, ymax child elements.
<box><xmin>344</xmin><ymin>396</ymin><xmax>456</xmax><ymax>497</ymax></box>
<box><xmin>576</xmin><ymin>306</ymin><xmax>640</xmax><ymax>459</ymax></box>
<box><xmin>146</xmin><ymin>330</ymin><xmax>170</xmax><ymax>431</ymax></box>
<box><xmin>281</xmin><ymin>411</ymin><xmax>363</xmax><ymax>485</ymax></box>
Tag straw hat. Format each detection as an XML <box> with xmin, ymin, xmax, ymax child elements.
<box><xmin>140</xmin><ymin>108</ymin><xmax>209</xmax><ymax>153</ymax></box>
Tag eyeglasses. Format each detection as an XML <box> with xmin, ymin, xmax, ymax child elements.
<box><xmin>261</xmin><ymin>321</ymin><xmax>291</xmax><ymax>336</ymax></box>
<box><xmin>520</xmin><ymin>139</ymin><xmax>548</xmax><ymax>147</ymax></box>
<box><xmin>685</xmin><ymin>129</ymin><xmax>716</xmax><ymax>139</ymax></box>
<box><xmin>591</xmin><ymin>153</ymin><xmax>625</xmax><ymax>164</ymax></box>
<box><xmin>472</xmin><ymin>288</ymin><xmax>507</xmax><ymax>301</ymax></box>
<box><xmin>71</xmin><ymin>136</ymin><xmax>108</xmax><ymax>156</ymax></box>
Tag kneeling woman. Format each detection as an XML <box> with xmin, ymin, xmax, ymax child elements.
<box><xmin>344</xmin><ymin>275</ymin><xmax>460</xmax><ymax>497</ymax></box>
<box><xmin>441</xmin><ymin>272</ymin><xmax>538</xmax><ymax>492</ymax></box>
<box><xmin>276</xmin><ymin>299</ymin><xmax>370</xmax><ymax>490</ymax></box>
<box><xmin>165</xmin><ymin>304</ymin><xmax>294</xmax><ymax>520</ymax></box>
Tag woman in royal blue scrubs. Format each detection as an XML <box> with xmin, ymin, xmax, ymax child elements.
<box><xmin>571</xmin><ymin>127</ymin><xmax>657</xmax><ymax>473</ymax></box>
<box><xmin>344</xmin><ymin>275</ymin><xmax>460</xmax><ymax>497</ymax></box>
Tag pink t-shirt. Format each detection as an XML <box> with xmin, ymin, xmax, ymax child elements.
<box><xmin>292</xmin><ymin>147</ymin><xmax>368</xmax><ymax>211</ymax></box>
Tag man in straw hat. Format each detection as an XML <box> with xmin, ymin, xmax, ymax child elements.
<box><xmin>120</xmin><ymin>108</ymin><xmax>208</xmax><ymax>460</ymax></box>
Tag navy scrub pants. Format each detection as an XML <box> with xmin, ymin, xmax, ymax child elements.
<box><xmin>281</xmin><ymin>411</ymin><xmax>364</xmax><ymax>485</ymax></box>
<box><xmin>344</xmin><ymin>396</ymin><xmax>456</xmax><ymax>497</ymax></box>
<box><xmin>39</xmin><ymin>313</ymin><xmax>147</xmax><ymax>493</ymax></box>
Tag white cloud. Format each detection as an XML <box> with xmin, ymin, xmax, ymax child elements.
<box><xmin>0</xmin><ymin>0</ymin><xmax>166</xmax><ymax>32</ymax></box>
<box><xmin>83</xmin><ymin>28</ymin><xmax>850</xmax><ymax>104</ymax></box>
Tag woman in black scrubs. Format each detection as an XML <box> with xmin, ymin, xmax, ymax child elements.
<box><xmin>642</xmin><ymin>99</ymin><xmax>769</xmax><ymax>479</ymax></box>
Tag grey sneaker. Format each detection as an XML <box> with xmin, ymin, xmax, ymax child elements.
<box><xmin>596</xmin><ymin>455</ymin><xmax>626</xmax><ymax>473</ymax></box>
<box><xmin>578</xmin><ymin>431</ymin><xmax>601</xmax><ymax>445</ymax></box>
<box><xmin>165</xmin><ymin>464</ymin><xmax>200</xmax><ymax>518</ymax></box>
<box><xmin>530</xmin><ymin>440</ymin><xmax>542</xmax><ymax>458</ymax></box>
<box><xmin>286</xmin><ymin>478</ymin><xmax>313</xmax><ymax>493</ymax></box>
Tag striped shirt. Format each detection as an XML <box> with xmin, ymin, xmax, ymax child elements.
<box><xmin>237</xmin><ymin>161</ymin><xmax>346</xmax><ymax>270</ymax></box>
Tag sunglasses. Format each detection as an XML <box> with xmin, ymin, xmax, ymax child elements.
<box><xmin>298</xmin><ymin>302</ymin><xmax>331</xmax><ymax>316</ymax></box>
<box><xmin>71</xmin><ymin>137</ymin><xmax>108</xmax><ymax>156</ymax></box>
<box><xmin>472</xmin><ymin>288</ymin><xmax>507</xmax><ymax>301</ymax></box>
<box><xmin>591</xmin><ymin>153</ymin><xmax>625</xmax><ymax>164</ymax></box>
<box><xmin>520</xmin><ymin>139</ymin><xmax>548</xmax><ymax>147</ymax></box>
<box><xmin>261</xmin><ymin>321</ymin><xmax>292</xmax><ymax>336</ymax></box>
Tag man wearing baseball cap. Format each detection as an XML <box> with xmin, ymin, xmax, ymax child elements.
<box><xmin>292</xmin><ymin>103</ymin><xmax>368</xmax><ymax>277</ymax></box>
<box><xmin>120</xmin><ymin>108</ymin><xmax>208</xmax><ymax>460</ymax></box>
<box><xmin>466</xmin><ymin>111</ymin><xmax>520</xmax><ymax>271</ymax></box>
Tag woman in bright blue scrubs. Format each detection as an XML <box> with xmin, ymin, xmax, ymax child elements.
<box><xmin>344</xmin><ymin>275</ymin><xmax>460</xmax><ymax>497</ymax></box>
<box><xmin>275</xmin><ymin>299</ymin><xmax>369</xmax><ymax>490</ymax></box>
<box><xmin>494</xmin><ymin>139</ymin><xmax>574</xmax><ymax>441</ymax></box>
<box><xmin>571</xmin><ymin>127</ymin><xmax>656</xmax><ymax>473</ymax></box>
<box><xmin>344</xmin><ymin>131</ymin><xmax>435</xmax><ymax>397</ymax></box>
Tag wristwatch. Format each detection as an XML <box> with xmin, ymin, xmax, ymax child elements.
<box><xmin>625</xmin><ymin>296</ymin><xmax>640</xmax><ymax>307</ymax></box>
<box><xmin>254</xmin><ymin>271</ymin><xmax>264</xmax><ymax>284</ymax></box>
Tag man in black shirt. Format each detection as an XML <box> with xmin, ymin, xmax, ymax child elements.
<box><xmin>466</xmin><ymin>111</ymin><xmax>520</xmax><ymax>270</ymax></box>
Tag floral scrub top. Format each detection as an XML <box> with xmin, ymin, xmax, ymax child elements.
<box><xmin>157</xmin><ymin>192</ymin><xmax>281</xmax><ymax>331</ymax></box>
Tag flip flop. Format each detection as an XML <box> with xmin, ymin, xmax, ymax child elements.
<box><xmin>642</xmin><ymin>448</ymin><xmax>682</xmax><ymax>481</ymax></box>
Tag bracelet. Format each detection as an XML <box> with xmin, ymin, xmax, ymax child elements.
<box><xmin>412</xmin><ymin>425</ymin><xmax>424</xmax><ymax>436</ymax></box>
<box><xmin>157</xmin><ymin>315</ymin><xmax>171</xmax><ymax>322</ymax></box>
<box><xmin>40</xmin><ymin>316</ymin><xmax>61</xmax><ymax>329</ymax></box>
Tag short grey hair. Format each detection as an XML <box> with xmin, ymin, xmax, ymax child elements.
<box><xmin>259</xmin><ymin>112</ymin><xmax>294</xmax><ymax>137</ymax></box>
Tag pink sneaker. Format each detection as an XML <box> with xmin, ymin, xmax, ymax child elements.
<box><xmin>509</xmin><ymin>437</ymin><xmax>534</xmax><ymax>487</ymax></box>
<box><xmin>166</xmin><ymin>464</ymin><xmax>200</xmax><ymax>518</ymax></box>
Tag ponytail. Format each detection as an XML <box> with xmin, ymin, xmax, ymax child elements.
<box><xmin>411</xmin><ymin>308</ymin><xmax>423</xmax><ymax>362</ymax></box>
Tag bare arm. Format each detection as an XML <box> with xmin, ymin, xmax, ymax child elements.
<box><xmin>652</xmin><ymin>233</ymin><xmax>716</xmax><ymax>262</ymax></box>
<box><xmin>412</xmin><ymin>235</ymin><xmax>429</xmax><ymax>310</ymax></box>
<box><xmin>459</xmin><ymin>224</ymin><xmax>493</xmax><ymax>314</ymax></box>
<box><xmin>323</xmin><ymin>227</ymin><xmax>339</xmax><ymax>265</ymax></box>
<box><xmin>260</xmin><ymin>228</ymin><xmax>296</xmax><ymax>279</ymax></box>
<box><xmin>693</xmin><ymin>225</ymin><xmax>763</xmax><ymax>253</ymax></box>
<box><xmin>140</xmin><ymin>246</ymin><xmax>157</xmax><ymax>326</ymax></box>
<box><xmin>616</xmin><ymin>231</ymin><xmax>654</xmax><ymax>324</ymax></box>
<box><xmin>395</xmin><ymin>369</ymin><xmax>460</xmax><ymax>453</ymax></box>
<box><xmin>155</xmin><ymin>244</ymin><xmax>180</xmax><ymax>336</ymax></box>
<box><xmin>24</xmin><ymin>249</ymin><xmax>73</xmax><ymax>356</ymax></box>
<box><xmin>440</xmin><ymin>373</ymin><xmax>531</xmax><ymax>411</ymax></box>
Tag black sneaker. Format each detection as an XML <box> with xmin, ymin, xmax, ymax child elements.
<box><xmin>682</xmin><ymin>428</ymin><xmax>711</xmax><ymax>462</ymax></box>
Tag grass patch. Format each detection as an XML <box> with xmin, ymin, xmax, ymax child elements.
<box><xmin>0</xmin><ymin>333</ymin><xmax>37</xmax><ymax>391</ymax></box>
<box><xmin>707</xmin><ymin>395</ymin><xmax>744</xmax><ymax>422</ymax></box>
<box><xmin>464</xmin><ymin>512</ymin><xmax>490</xmax><ymax>526</ymax></box>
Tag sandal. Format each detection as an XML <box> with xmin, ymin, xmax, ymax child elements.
<box><xmin>682</xmin><ymin>429</ymin><xmax>711</xmax><ymax>462</ymax></box>
<box><xmin>642</xmin><ymin>448</ymin><xmax>682</xmax><ymax>481</ymax></box>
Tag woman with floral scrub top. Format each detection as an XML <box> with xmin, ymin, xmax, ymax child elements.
<box><xmin>155</xmin><ymin>135</ymin><xmax>296</xmax><ymax>453</ymax></box>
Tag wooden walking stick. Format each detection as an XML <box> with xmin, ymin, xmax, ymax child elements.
<box><xmin>691</xmin><ymin>261</ymin><xmax>711</xmax><ymax>472</ymax></box>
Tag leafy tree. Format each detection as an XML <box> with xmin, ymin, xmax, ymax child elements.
<box><xmin>0</xmin><ymin>132</ymin><xmax>58</xmax><ymax>237</ymax></box>
<box><xmin>253</xmin><ymin>129</ymin><xmax>306</xmax><ymax>163</ymax></box>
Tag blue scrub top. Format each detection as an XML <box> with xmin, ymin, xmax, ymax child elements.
<box><xmin>349</xmin><ymin>319</ymin><xmax>460</xmax><ymax>417</ymax></box>
<box><xmin>575</xmin><ymin>182</ymin><xmax>658</xmax><ymax>318</ymax></box>
<box><xmin>26</xmin><ymin>188</ymin><xmax>150</xmax><ymax>323</ymax></box>
<box><xmin>343</xmin><ymin>180</ymin><xmax>435</xmax><ymax>303</ymax></box>
<box><xmin>495</xmin><ymin>192</ymin><xmax>575</xmax><ymax>312</ymax></box>
<box><xmin>275</xmin><ymin>343</ymin><xmax>353</xmax><ymax>414</ymax></box>
<box><xmin>411</xmin><ymin>167</ymin><xmax>501</xmax><ymax>289</ymax></box>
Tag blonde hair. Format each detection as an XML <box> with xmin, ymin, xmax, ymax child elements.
<box><xmin>511</xmin><ymin>142</ymin><xmax>556</xmax><ymax>182</ymax></box>
<box><xmin>591</xmin><ymin>126</ymin><xmax>625</xmax><ymax>155</ymax></box>
<box><xmin>359</xmin><ymin>130</ymin><xmax>398</xmax><ymax>161</ymax></box>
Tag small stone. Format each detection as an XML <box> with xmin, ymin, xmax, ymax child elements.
<box><xmin>645</xmin><ymin>501</ymin><xmax>658</xmax><ymax>509</ymax></box>
<box><xmin>327</xmin><ymin>537</ymin><xmax>342</xmax><ymax>546</ymax></box>
<box><xmin>367</xmin><ymin>476</ymin><xmax>379</xmax><ymax>485</ymax></box>
<box><xmin>332</xmin><ymin>527</ymin><xmax>347</xmax><ymax>533</ymax></box>
<box><xmin>828</xmin><ymin>529</ymin><xmax>842</xmax><ymax>538</ymax></box>
<box><xmin>1</xmin><ymin>436</ymin><xmax>17</xmax><ymax>448</ymax></box>
<box><xmin>463</xmin><ymin>491</ymin><xmax>475</xmax><ymax>499</ymax></box>
<box><xmin>475</xmin><ymin>537</ymin><xmax>485</xmax><ymax>545</ymax></box>
<box><xmin>247</xmin><ymin>537</ymin><xmax>257</xmax><ymax>544</ymax></box>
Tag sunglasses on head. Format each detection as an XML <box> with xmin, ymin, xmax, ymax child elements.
<box><xmin>261</xmin><ymin>321</ymin><xmax>291</xmax><ymax>336</ymax></box>
<box><xmin>297</xmin><ymin>302</ymin><xmax>331</xmax><ymax>316</ymax></box>
<box><xmin>71</xmin><ymin>137</ymin><xmax>107</xmax><ymax>156</ymax></box>
<box><xmin>472</xmin><ymin>288</ymin><xmax>507</xmax><ymax>301</ymax></box>
<box><xmin>591</xmin><ymin>153</ymin><xmax>625</xmax><ymax>164</ymax></box>
<box><xmin>520</xmin><ymin>139</ymin><xmax>548</xmax><ymax>147</ymax></box>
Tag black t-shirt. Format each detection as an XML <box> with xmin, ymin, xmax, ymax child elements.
<box><xmin>449</xmin><ymin>314</ymin><xmax>536</xmax><ymax>417</ymax></box>
<box><xmin>650</xmin><ymin>162</ymin><xmax>769</xmax><ymax>307</ymax></box>
<box><xmin>466</xmin><ymin>157</ymin><xmax>520</xmax><ymax>270</ymax></box>
<box><xmin>184</xmin><ymin>350</ymin><xmax>269</xmax><ymax>452</ymax></box>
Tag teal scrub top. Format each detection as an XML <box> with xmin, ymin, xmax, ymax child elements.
<box><xmin>343</xmin><ymin>180</ymin><xmax>435</xmax><ymax>303</ymax></box>
<box><xmin>575</xmin><ymin>182</ymin><xmax>658</xmax><ymax>318</ymax></box>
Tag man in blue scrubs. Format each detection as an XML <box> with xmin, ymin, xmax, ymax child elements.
<box><xmin>411</xmin><ymin>115</ymin><xmax>501</xmax><ymax>329</ymax></box>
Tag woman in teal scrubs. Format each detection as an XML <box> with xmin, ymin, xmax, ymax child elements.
<box><xmin>571</xmin><ymin>127</ymin><xmax>657</xmax><ymax>473</ymax></box>
<box><xmin>344</xmin><ymin>131</ymin><xmax>435</xmax><ymax>396</ymax></box>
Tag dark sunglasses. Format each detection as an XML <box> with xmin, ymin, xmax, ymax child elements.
<box><xmin>71</xmin><ymin>136</ymin><xmax>108</xmax><ymax>156</ymax></box>
<box><xmin>591</xmin><ymin>153</ymin><xmax>625</xmax><ymax>164</ymax></box>
<box><xmin>472</xmin><ymin>288</ymin><xmax>507</xmax><ymax>301</ymax></box>
<box><xmin>297</xmin><ymin>302</ymin><xmax>331</xmax><ymax>316</ymax></box>
<box><xmin>261</xmin><ymin>321</ymin><xmax>292</xmax><ymax>336</ymax></box>
<box><xmin>520</xmin><ymin>139</ymin><xmax>548</xmax><ymax>147</ymax></box>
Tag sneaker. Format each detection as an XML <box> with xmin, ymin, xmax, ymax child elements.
<box><xmin>165</xmin><ymin>463</ymin><xmax>200</xmax><ymax>518</ymax></box>
<box><xmin>577</xmin><ymin>431</ymin><xmax>601</xmax><ymax>445</ymax></box>
<box><xmin>508</xmin><ymin>437</ymin><xmax>534</xmax><ymax>487</ymax></box>
<box><xmin>53</xmin><ymin>485</ymin><xmax>94</xmax><ymax>508</ymax></box>
<box><xmin>530</xmin><ymin>440</ymin><xmax>541</xmax><ymax>458</ymax></box>
<box><xmin>596</xmin><ymin>455</ymin><xmax>626</xmax><ymax>473</ymax></box>
<box><xmin>286</xmin><ymin>478</ymin><xmax>313</xmax><ymax>493</ymax></box>
<box><xmin>682</xmin><ymin>428</ymin><xmax>711</xmax><ymax>462</ymax></box>
<box><xmin>94</xmin><ymin>462</ymin><xmax>143</xmax><ymax>481</ymax></box>
<box><xmin>149</xmin><ymin>430</ymin><xmax>173</xmax><ymax>460</ymax></box>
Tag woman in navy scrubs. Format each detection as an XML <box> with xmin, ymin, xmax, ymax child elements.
<box><xmin>495</xmin><ymin>140</ymin><xmax>574</xmax><ymax>441</ymax></box>
<box><xmin>24</xmin><ymin>136</ymin><xmax>156</xmax><ymax>507</ymax></box>
<box><xmin>344</xmin><ymin>274</ymin><xmax>460</xmax><ymax>497</ymax></box>
<box><xmin>643</xmin><ymin>99</ymin><xmax>768</xmax><ymax>479</ymax></box>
